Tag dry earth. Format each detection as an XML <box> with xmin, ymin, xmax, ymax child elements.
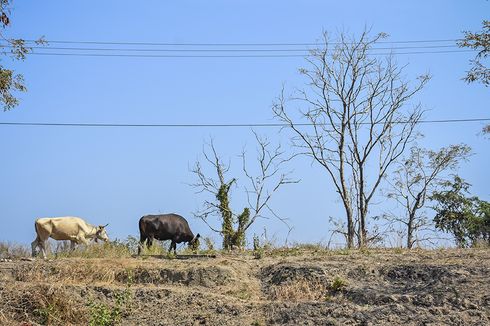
<box><xmin>0</xmin><ymin>249</ymin><xmax>489</xmax><ymax>325</ymax></box>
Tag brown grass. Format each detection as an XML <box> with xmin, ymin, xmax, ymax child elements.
<box><xmin>0</xmin><ymin>283</ymin><xmax>88</xmax><ymax>325</ymax></box>
<box><xmin>0</xmin><ymin>241</ymin><xmax>30</xmax><ymax>259</ymax></box>
<box><xmin>268</xmin><ymin>279</ymin><xmax>329</xmax><ymax>302</ymax></box>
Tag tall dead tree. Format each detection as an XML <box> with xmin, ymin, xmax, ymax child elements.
<box><xmin>191</xmin><ymin>133</ymin><xmax>297</xmax><ymax>250</ymax></box>
<box><xmin>385</xmin><ymin>144</ymin><xmax>471</xmax><ymax>248</ymax></box>
<box><xmin>273</xmin><ymin>30</ymin><xmax>429</xmax><ymax>248</ymax></box>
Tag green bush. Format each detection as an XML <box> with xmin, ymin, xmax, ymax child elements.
<box><xmin>88</xmin><ymin>287</ymin><xmax>132</xmax><ymax>326</ymax></box>
<box><xmin>330</xmin><ymin>276</ymin><xmax>347</xmax><ymax>292</ymax></box>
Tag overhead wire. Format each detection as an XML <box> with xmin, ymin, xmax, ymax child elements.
<box><xmin>0</xmin><ymin>118</ymin><xmax>489</xmax><ymax>128</ymax></box>
<box><xmin>17</xmin><ymin>38</ymin><xmax>461</xmax><ymax>47</ymax></box>
<box><xmin>0</xmin><ymin>44</ymin><xmax>461</xmax><ymax>52</ymax></box>
<box><xmin>0</xmin><ymin>37</ymin><xmax>473</xmax><ymax>58</ymax></box>
<box><xmin>23</xmin><ymin>49</ymin><xmax>474</xmax><ymax>58</ymax></box>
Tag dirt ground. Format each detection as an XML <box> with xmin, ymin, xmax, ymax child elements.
<box><xmin>0</xmin><ymin>248</ymin><xmax>489</xmax><ymax>325</ymax></box>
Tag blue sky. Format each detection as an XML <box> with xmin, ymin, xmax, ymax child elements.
<box><xmin>0</xmin><ymin>1</ymin><xmax>488</xmax><ymax>247</ymax></box>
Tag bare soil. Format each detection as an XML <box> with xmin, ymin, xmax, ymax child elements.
<box><xmin>0</xmin><ymin>249</ymin><xmax>489</xmax><ymax>325</ymax></box>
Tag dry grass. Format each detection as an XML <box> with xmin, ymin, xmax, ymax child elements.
<box><xmin>0</xmin><ymin>283</ymin><xmax>88</xmax><ymax>325</ymax></box>
<box><xmin>0</xmin><ymin>248</ymin><xmax>489</xmax><ymax>325</ymax></box>
<box><xmin>268</xmin><ymin>279</ymin><xmax>329</xmax><ymax>302</ymax></box>
<box><xmin>0</xmin><ymin>241</ymin><xmax>30</xmax><ymax>259</ymax></box>
<box><xmin>12</xmin><ymin>259</ymin><xmax>142</xmax><ymax>285</ymax></box>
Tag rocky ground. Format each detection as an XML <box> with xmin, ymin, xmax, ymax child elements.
<box><xmin>0</xmin><ymin>248</ymin><xmax>489</xmax><ymax>325</ymax></box>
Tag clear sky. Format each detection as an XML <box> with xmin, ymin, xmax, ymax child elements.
<box><xmin>0</xmin><ymin>1</ymin><xmax>488</xmax><ymax>247</ymax></box>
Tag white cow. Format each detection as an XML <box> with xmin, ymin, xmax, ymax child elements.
<box><xmin>31</xmin><ymin>216</ymin><xmax>109</xmax><ymax>259</ymax></box>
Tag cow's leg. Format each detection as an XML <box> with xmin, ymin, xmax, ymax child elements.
<box><xmin>73</xmin><ymin>235</ymin><xmax>89</xmax><ymax>251</ymax></box>
<box><xmin>31</xmin><ymin>237</ymin><xmax>39</xmax><ymax>257</ymax></box>
<box><xmin>169</xmin><ymin>240</ymin><xmax>177</xmax><ymax>254</ymax></box>
<box><xmin>70</xmin><ymin>240</ymin><xmax>77</xmax><ymax>251</ymax></box>
<box><xmin>138</xmin><ymin>235</ymin><xmax>147</xmax><ymax>255</ymax></box>
<box><xmin>39</xmin><ymin>240</ymin><xmax>47</xmax><ymax>259</ymax></box>
<box><xmin>147</xmin><ymin>237</ymin><xmax>153</xmax><ymax>249</ymax></box>
<box><xmin>77</xmin><ymin>236</ymin><xmax>89</xmax><ymax>246</ymax></box>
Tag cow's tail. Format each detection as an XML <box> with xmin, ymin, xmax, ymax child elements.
<box><xmin>31</xmin><ymin>219</ymin><xmax>41</xmax><ymax>257</ymax></box>
<box><xmin>138</xmin><ymin>217</ymin><xmax>146</xmax><ymax>255</ymax></box>
<box><xmin>33</xmin><ymin>219</ymin><xmax>40</xmax><ymax>239</ymax></box>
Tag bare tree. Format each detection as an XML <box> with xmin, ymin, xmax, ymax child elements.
<box><xmin>190</xmin><ymin>133</ymin><xmax>297</xmax><ymax>250</ymax></box>
<box><xmin>273</xmin><ymin>30</ymin><xmax>430</xmax><ymax>248</ymax></box>
<box><xmin>385</xmin><ymin>144</ymin><xmax>471</xmax><ymax>248</ymax></box>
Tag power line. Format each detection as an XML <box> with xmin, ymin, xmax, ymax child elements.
<box><xmin>26</xmin><ymin>49</ymin><xmax>474</xmax><ymax>58</ymax></box>
<box><xmin>0</xmin><ymin>44</ymin><xmax>461</xmax><ymax>52</ymax></box>
<box><xmin>19</xmin><ymin>38</ymin><xmax>461</xmax><ymax>47</ymax></box>
<box><xmin>0</xmin><ymin>118</ymin><xmax>488</xmax><ymax>128</ymax></box>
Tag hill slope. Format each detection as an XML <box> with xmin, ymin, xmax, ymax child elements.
<box><xmin>0</xmin><ymin>249</ymin><xmax>489</xmax><ymax>325</ymax></box>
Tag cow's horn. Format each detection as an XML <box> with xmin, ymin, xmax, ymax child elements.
<box><xmin>102</xmin><ymin>223</ymin><xmax>109</xmax><ymax>228</ymax></box>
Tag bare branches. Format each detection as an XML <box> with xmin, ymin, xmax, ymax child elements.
<box><xmin>190</xmin><ymin>134</ymin><xmax>297</xmax><ymax>249</ymax></box>
<box><xmin>273</xmin><ymin>29</ymin><xmax>429</xmax><ymax>248</ymax></box>
<box><xmin>385</xmin><ymin>144</ymin><xmax>472</xmax><ymax>248</ymax></box>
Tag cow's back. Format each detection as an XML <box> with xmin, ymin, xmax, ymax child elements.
<box><xmin>35</xmin><ymin>217</ymin><xmax>87</xmax><ymax>241</ymax></box>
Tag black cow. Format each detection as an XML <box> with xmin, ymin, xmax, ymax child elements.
<box><xmin>138</xmin><ymin>213</ymin><xmax>200</xmax><ymax>255</ymax></box>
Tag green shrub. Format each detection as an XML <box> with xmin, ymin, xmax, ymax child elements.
<box><xmin>253</xmin><ymin>235</ymin><xmax>264</xmax><ymax>259</ymax></box>
<box><xmin>88</xmin><ymin>287</ymin><xmax>132</xmax><ymax>326</ymax></box>
<box><xmin>330</xmin><ymin>276</ymin><xmax>347</xmax><ymax>292</ymax></box>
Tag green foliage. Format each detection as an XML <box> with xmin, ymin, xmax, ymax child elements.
<box><xmin>88</xmin><ymin>285</ymin><xmax>132</xmax><ymax>326</ymax></box>
<box><xmin>252</xmin><ymin>234</ymin><xmax>264</xmax><ymax>259</ymax></box>
<box><xmin>217</xmin><ymin>180</ymin><xmax>250</xmax><ymax>250</ymax></box>
<box><xmin>431</xmin><ymin>176</ymin><xmax>490</xmax><ymax>247</ymax></box>
<box><xmin>234</xmin><ymin>208</ymin><xmax>250</xmax><ymax>249</ymax></box>
<box><xmin>0</xmin><ymin>1</ymin><xmax>45</xmax><ymax>111</ymax></box>
<box><xmin>35</xmin><ymin>303</ymin><xmax>61</xmax><ymax>325</ymax></box>
<box><xmin>218</xmin><ymin>180</ymin><xmax>235</xmax><ymax>250</ymax></box>
<box><xmin>330</xmin><ymin>276</ymin><xmax>348</xmax><ymax>292</ymax></box>
<box><xmin>251</xmin><ymin>321</ymin><xmax>265</xmax><ymax>326</ymax></box>
<box><xmin>88</xmin><ymin>301</ymin><xmax>114</xmax><ymax>326</ymax></box>
<box><xmin>458</xmin><ymin>20</ymin><xmax>490</xmax><ymax>86</ymax></box>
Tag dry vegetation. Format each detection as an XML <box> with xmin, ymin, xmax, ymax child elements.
<box><xmin>0</xmin><ymin>242</ymin><xmax>489</xmax><ymax>325</ymax></box>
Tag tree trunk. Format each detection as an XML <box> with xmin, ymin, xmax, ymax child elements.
<box><xmin>407</xmin><ymin>220</ymin><xmax>414</xmax><ymax>249</ymax></box>
<box><xmin>346</xmin><ymin>205</ymin><xmax>355</xmax><ymax>249</ymax></box>
<box><xmin>359</xmin><ymin>206</ymin><xmax>368</xmax><ymax>248</ymax></box>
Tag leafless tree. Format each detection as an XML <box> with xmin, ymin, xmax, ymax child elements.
<box><xmin>273</xmin><ymin>30</ymin><xmax>430</xmax><ymax>248</ymax></box>
<box><xmin>384</xmin><ymin>144</ymin><xmax>471</xmax><ymax>249</ymax></box>
<box><xmin>190</xmin><ymin>132</ymin><xmax>297</xmax><ymax>250</ymax></box>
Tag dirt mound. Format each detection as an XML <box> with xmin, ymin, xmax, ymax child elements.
<box><xmin>261</xmin><ymin>264</ymin><xmax>326</xmax><ymax>284</ymax></box>
<box><xmin>115</xmin><ymin>265</ymin><xmax>234</xmax><ymax>287</ymax></box>
<box><xmin>383</xmin><ymin>264</ymin><xmax>460</xmax><ymax>284</ymax></box>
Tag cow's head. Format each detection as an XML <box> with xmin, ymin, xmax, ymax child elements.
<box><xmin>95</xmin><ymin>224</ymin><xmax>110</xmax><ymax>243</ymax></box>
<box><xmin>188</xmin><ymin>233</ymin><xmax>200</xmax><ymax>248</ymax></box>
